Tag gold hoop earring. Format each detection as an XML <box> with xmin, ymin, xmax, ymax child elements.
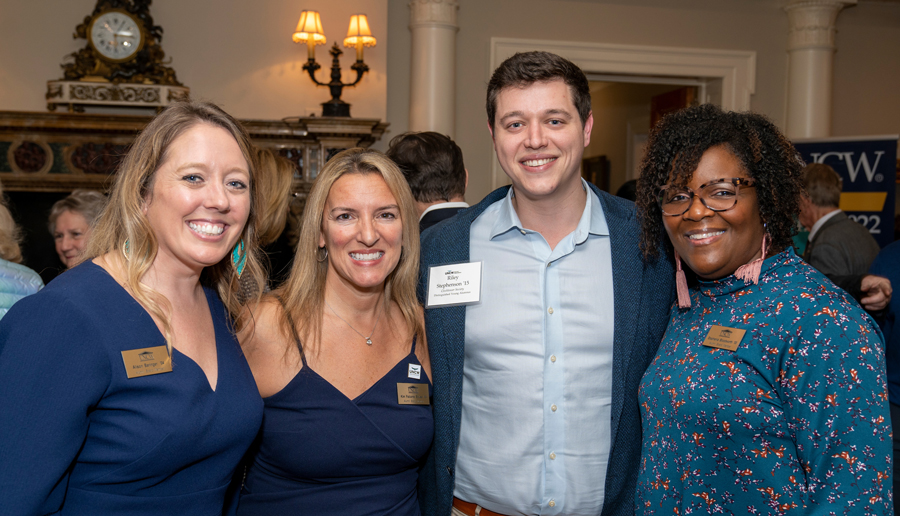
<box><xmin>121</xmin><ymin>240</ymin><xmax>130</xmax><ymax>261</ymax></box>
<box><xmin>316</xmin><ymin>246</ymin><xmax>328</xmax><ymax>263</ymax></box>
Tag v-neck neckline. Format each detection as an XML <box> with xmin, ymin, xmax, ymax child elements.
<box><xmin>86</xmin><ymin>261</ymin><xmax>222</xmax><ymax>393</ymax></box>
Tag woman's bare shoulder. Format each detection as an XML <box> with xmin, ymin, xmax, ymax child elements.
<box><xmin>239</xmin><ymin>295</ymin><xmax>301</xmax><ymax>397</ymax></box>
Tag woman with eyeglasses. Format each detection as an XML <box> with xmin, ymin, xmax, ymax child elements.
<box><xmin>634</xmin><ymin>104</ymin><xmax>891</xmax><ymax>513</ymax></box>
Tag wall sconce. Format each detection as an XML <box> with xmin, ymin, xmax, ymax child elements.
<box><xmin>293</xmin><ymin>11</ymin><xmax>376</xmax><ymax>117</ymax></box>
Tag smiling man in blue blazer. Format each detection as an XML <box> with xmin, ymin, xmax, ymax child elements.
<box><xmin>417</xmin><ymin>52</ymin><xmax>675</xmax><ymax>516</ymax></box>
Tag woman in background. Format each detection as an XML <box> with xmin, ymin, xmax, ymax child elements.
<box><xmin>48</xmin><ymin>189</ymin><xmax>107</xmax><ymax>268</ymax></box>
<box><xmin>0</xmin><ymin>100</ymin><xmax>266</xmax><ymax>515</ymax></box>
<box><xmin>635</xmin><ymin>104</ymin><xmax>891</xmax><ymax>514</ymax></box>
<box><xmin>237</xmin><ymin>147</ymin><xmax>295</xmax><ymax>302</ymax></box>
<box><xmin>0</xmin><ymin>182</ymin><xmax>42</xmax><ymax>319</ymax></box>
<box><xmin>237</xmin><ymin>148</ymin><xmax>431</xmax><ymax>516</ymax></box>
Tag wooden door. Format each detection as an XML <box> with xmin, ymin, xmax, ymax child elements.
<box><xmin>650</xmin><ymin>87</ymin><xmax>697</xmax><ymax>130</ymax></box>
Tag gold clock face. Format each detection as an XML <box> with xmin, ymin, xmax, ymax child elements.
<box><xmin>88</xmin><ymin>10</ymin><xmax>144</xmax><ymax>62</ymax></box>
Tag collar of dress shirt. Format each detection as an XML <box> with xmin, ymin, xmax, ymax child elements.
<box><xmin>490</xmin><ymin>179</ymin><xmax>610</xmax><ymax>241</ymax></box>
<box><xmin>808</xmin><ymin>208</ymin><xmax>842</xmax><ymax>242</ymax></box>
<box><xmin>419</xmin><ymin>201</ymin><xmax>469</xmax><ymax>222</ymax></box>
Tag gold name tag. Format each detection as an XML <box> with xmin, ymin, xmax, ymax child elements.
<box><xmin>121</xmin><ymin>346</ymin><xmax>173</xmax><ymax>379</ymax></box>
<box><xmin>702</xmin><ymin>325</ymin><xmax>746</xmax><ymax>351</ymax></box>
<box><xmin>397</xmin><ymin>383</ymin><xmax>429</xmax><ymax>405</ymax></box>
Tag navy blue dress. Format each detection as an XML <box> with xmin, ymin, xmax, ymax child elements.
<box><xmin>237</xmin><ymin>336</ymin><xmax>433</xmax><ymax>516</ymax></box>
<box><xmin>0</xmin><ymin>261</ymin><xmax>263</xmax><ymax>515</ymax></box>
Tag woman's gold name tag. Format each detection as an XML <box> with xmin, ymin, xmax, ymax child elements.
<box><xmin>397</xmin><ymin>383</ymin><xmax>429</xmax><ymax>405</ymax></box>
<box><xmin>121</xmin><ymin>346</ymin><xmax>173</xmax><ymax>379</ymax></box>
<box><xmin>702</xmin><ymin>325</ymin><xmax>746</xmax><ymax>351</ymax></box>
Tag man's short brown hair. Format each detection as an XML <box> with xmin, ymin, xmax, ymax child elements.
<box><xmin>386</xmin><ymin>132</ymin><xmax>466</xmax><ymax>204</ymax></box>
<box><xmin>486</xmin><ymin>51</ymin><xmax>591</xmax><ymax>130</ymax></box>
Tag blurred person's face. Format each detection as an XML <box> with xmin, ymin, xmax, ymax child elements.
<box><xmin>797</xmin><ymin>195</ymin><xmax>816</xmax><ymax>231</ymax></box>
<box><xmin>54</xmin><ymin>209</ymin><xmax>90</xmax><ymax>268</ymax></box>
<box><xmin>142</xmin><ymin>123</ymin><xmax>251</xmax><ymax>276</ymax></box>
<box><xmin>662</xmin><ymin>145</ymin><xmax>765</xmax><ymax>280</ymax></box>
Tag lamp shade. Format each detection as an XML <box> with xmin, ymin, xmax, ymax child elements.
<box><xmin>292</xmin><ymin>10</ymin><xmax>326</xmax><ymax>44</ymax></box>
<box><xmin>343</xmin><ymin>14</ymin><xmax>376</xmax><ymax>47</ymax></box>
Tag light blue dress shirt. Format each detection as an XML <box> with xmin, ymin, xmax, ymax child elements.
<box><xmin>454</xmin><ymin>181</ymin><xmax>615</xmax><ymax>516</ymax></box>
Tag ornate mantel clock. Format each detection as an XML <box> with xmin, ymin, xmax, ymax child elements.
<box><xmin>46</xmin><ymin>0</ymin><xmax>189</xmax><ymax>112</ymax></box>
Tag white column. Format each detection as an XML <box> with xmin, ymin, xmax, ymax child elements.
<box><xmin>784</xmin><ymin>0</ymin><xmax>856</xmax><ymax>139</ymax></box>
<box><xmin>408</xmin><ymin>0</ymin><xmax>459</xmax><ymax>138</ymax></box>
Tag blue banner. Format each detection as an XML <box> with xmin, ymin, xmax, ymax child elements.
<box><xmin>793</xmin><ymin>136</ymin><xmax>897</xmax><ymax>248</ymax></box>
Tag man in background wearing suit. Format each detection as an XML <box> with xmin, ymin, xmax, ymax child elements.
<box><xmin>799</xmin><ymin>163</ymin><xmax>891</xmax><ymax>311</ymax></box>
<box><xmin>417</xmin><ymin>51</ymin><xmax>674</xmax><ymax>516</ymax></box>
<box><xmin>387</xmin><ymin>131</ymin><xmax>469</xmax><ymax>233</ymax></box>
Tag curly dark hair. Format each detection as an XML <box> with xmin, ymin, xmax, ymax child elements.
<box><xmin>636</xmin><ymin>104</ymin><xmax>805</xmax><ymax>260</ymax></box>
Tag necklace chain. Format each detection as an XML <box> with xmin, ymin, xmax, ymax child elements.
<box><xmin>326</xmin><ymin>300</ymin><xmax>382</xmax><ymax>346</ymax></box>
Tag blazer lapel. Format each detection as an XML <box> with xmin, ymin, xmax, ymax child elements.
<box><xmin>804</xmin><ymin>211</ymin><xmax>843</xmax><ymax>261</ymax></box>
<box><xmin>593</xmin><ymin>186</ymin><xmax>644</xmax><ymax>448</ymax></box>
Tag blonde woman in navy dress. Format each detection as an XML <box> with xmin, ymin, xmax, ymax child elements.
<box><xmin>0</xmin><ymin>101</ymin><xmax>265</xmax><ymax>515</ymax></box>
<box><xmin>237</xmin><ymin>148</ymin><xmax>432</xmax><ymax>515</ymax></box>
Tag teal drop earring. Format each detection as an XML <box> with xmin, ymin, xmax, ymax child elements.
<box><xmin>232</xmin><ymin>239</ymin><xmax>246</xmax><ymax>278</ymax></box>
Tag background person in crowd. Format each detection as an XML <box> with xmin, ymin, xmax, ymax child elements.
<box><xmin>636</xmin><ymin>104</ymin><xmax>891</xmax><ymax>513</ymax></box>
<box><xmin>0</xmin><ymin>100</ymin><xmax>266</xmax><ymax>515</ymax></box>
<box><xmin>0</xmin><ymin>183</ymin><xmax>42</xmax><ymax>319</ymax></box>
<box><xmin>238</xmin><ymin>147</ymin><xmax>295</xmax><ymax>301</ymax></box>
<box><xmin>869</xmin><ymin>240</ymin><xmax>900</xmax><ymax>501</ymax></box>
<box><xmin>48</xmin><ymin>188</ymin><xmax>107</xmax><ymax>268</ymax></box>
<box><xmin>386</xmin><ymin>131</ymin><xmax>469</xmax><ymax>232</ymax></box>
<box><xmin>237</xmin><ymin>148</ymin><xmax>431</xmax><ymax>516</ymax></box>
<box><xmin>799</xmin><ymin>162</ymin><xmax>891</xmax><ymax>310</ymax></box>
<box><xmin>614</xmin><ymin>178</ymin><xmax>637</xmax><ymax>202</ymax></box>
<box><xmin>418</xmin><ymin>51</ymin><xmax>674</xmax><ymax>516</ymax></box>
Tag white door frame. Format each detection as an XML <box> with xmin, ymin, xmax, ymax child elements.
<box><xmin>488</xmin><ymin>37</ymin><xmax>757</xmax><ymax>189</ymax></box>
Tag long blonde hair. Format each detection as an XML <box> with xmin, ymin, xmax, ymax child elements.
<box><xmin>85</xmin><ymin>100</ymin><xmax>266</xmax><ymax>346</ymax></box>
<box><xmin>254</xmin><ymin>148</ymin><xmax>295</xmax><ymax>246</ymax></box>
<box><xmin>275</xmin><ymin>148</ymin><xmax>422</xmax><ymax>350</ymax></box>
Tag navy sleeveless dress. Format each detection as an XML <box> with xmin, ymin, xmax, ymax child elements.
<box><xmin>237</xmin><ymin>337</ymin><xmax>433</xmax><ymax>516</ymax></box>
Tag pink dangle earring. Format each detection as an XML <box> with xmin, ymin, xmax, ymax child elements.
<box><xmin>734</xmin><ymin>228</ymin><xmax>769</xmax><ymax>285</ymax></box>
<box><xmin>674</xmin><ymin>250</ymin><xmax>691</xmax><ymax>309</ymax></box>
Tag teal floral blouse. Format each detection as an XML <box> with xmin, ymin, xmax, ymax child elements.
<box><xmin>638</xmin><ymin>248</ymin><xmax>892</xmax><ymax>515</ymax></box>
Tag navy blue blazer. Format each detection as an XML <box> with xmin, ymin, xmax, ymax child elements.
<box><xmin>417</xmin><ymin>184</ymin><xmax>675</xmax><ymax>516</ymax></box>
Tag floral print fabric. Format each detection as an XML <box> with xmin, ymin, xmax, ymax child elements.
<box><xmin>638</xmin><ymin>248</ymin><xmax>892</xmax><ymax>515</ymax></box>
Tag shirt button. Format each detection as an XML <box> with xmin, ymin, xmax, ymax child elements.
<box><xmin>519</xmin><ymin>229</ymin><xmax>526</xmax><ymax>235</ymax></box>
<box><xmin>546</xmin><ymin>262</ymin><xmax>551</xmax><ymax>267</ymax></box>
<box><xmin>549</xmin><ymin>452</ymin><xmax>556</xmax><ymax>460</ymax></box>
<box><xmin>549</xmin><ymin>500</ymin><xmax>556</xmax><ymax>507</ymax></box>
<box><xmin>548</xmin><ymin>307</ymin><xmax>554</xmax><ymax>314</ymax></box>
<box><xmin>551</xmin><ymin>404</ymin><xmax>558</xmax><ymax>412</ymax></box>
<box><xmin>550</xmin><ymin>355</ymin><xmax>557</xmax><ymax>363</ymax></box>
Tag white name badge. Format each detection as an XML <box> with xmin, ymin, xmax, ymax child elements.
<box><xmin>408</xmin><ymin>363</ymin><xmax>422</xmax><ymax>379</ymax></box>
<box><xmin>426</xmin><ymin>261</ymin><xmax>483</xmax><ymax>308</ymax></box>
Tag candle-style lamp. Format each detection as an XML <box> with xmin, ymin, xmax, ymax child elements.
<box><xmin>293</xmin><ymin>11</ymin><xmax>376</xmax><ymax>117</ymax></box>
